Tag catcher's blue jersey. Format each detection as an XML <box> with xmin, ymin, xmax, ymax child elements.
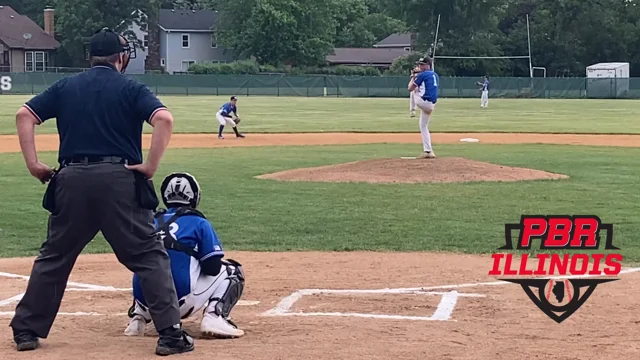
<box><xmin>414</xmin><ymin>70</ymin><xmax>439</xmax><ymax>103</ymax></box>
<box><xmin>132</xmin><ymin>208</ymin><xmax>225</xmax><ymax>304</ymax></box>
<box><xmin>220</xmin><ymin>102</ymin><xmax>237</xmax><ymax>117</ymax></box>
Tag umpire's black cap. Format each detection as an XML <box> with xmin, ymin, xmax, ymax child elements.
<box><xmin>89</xmin><ymin>28</ymin><xmax>124</xmax><ymax>57</ymax></box>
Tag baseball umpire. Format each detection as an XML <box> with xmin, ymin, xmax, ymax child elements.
<box><xmin>10</xmin><ymin>28</ymin><xmax>194</xmax><ymax>356</ymax></box>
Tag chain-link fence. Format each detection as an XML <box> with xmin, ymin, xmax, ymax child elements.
<box><xmin>1</xmin><ymin>72</ymin><xmax>640</xmax><ymax>99</ymax></box>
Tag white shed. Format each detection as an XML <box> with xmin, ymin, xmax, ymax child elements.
<box><xmin>586</xmin><ymin>62</ymin><xmax>629</xmax><ymax>78</ymax></box>
<box><xmin>586</xmin><ymin>62</ymin><xmax>630</xmax><ymax>98</ymax></box>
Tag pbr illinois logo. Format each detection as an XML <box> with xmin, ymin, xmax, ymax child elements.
<box><xmin>488</xmin><ymin>215</ymin><xmax>622</xmax><ymax>323</ymax></box>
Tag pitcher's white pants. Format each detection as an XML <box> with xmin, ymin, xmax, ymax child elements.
<box><xmin>409</xmin><ymin>91</ymin><xmax>416</xmax><ymax>112</ymax></box>
<box><xmin>481</xmin><ymin>90</ymin><xmax>489</xmax><ymax>108</ymax></box>
<box><xmin>413</xmin><ymin>94</ymin><xmax>435</xmax><ymax>152</ymax></box>
<box><xmin>216</xmin><ymin>110</ymin><xmax>237</xmax><ymax>127</ymax></box>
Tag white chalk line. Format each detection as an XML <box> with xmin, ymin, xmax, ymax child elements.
<box><xmin>270</xmin><ymin>311</ymin><xmax>455</xmax><ymax>321</ymax></box>
<box><xmin>262</xmin><ymin>267</ymin><xmax>640</xmax><ymax>321</ymax></box>
<box><xmin>263</xmin><ymin>289</ymin><xmax>482</xmax><ymax>321</ymax></box>
<box><xmin>0</xmin><ymin>311</ymin><xmax>129</xmax><ymax>317</ymax></box>
<box><xmin>0</xmin><ymin>293</ymin><xmax>24</xmax><ymax>307</ymax></box>
<box><xmin>0</xmin><ymin>271</ymin><xmax>119</xmax><ymax>291</ymax></box>
<box><xmin>0</xmin><ymin>271</ymin><xmax>260</xmax><ymax>311</ymax></box>
<box><xmin>335</xmin><ymin>266</ymin><xmax>640</xmax><ymax>294</ymax></box>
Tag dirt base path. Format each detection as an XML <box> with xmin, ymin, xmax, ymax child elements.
<box><xmin>1</xmin><ymin>253</ymin><xmax>639</xmax><ymax>360</ymax></box>
<box><xmin>0</xmin><ymin>132</ymin><xmax>638</xmax><ymax>153</ymax></box>
<box><xmin>1</xmin><ymin>133</ymin><xmax>637</xmax><ymax>359</ymax></box>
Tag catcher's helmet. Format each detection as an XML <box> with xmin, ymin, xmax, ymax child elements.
<box><xmin>160</xmin><ymin>172</ymin><xmax>201</xmax><ymax>209</ymax></box>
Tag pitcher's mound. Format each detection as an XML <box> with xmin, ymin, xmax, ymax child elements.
<box><xmin>256</xmin><ymin>157</ymin><xmax>569</xmax><ymax>184</ymax></box>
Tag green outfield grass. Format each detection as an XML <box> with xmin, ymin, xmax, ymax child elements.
<box><xmin>0</xmin><ymin>95</ymin><xmax>639</xmax><ymax>135</ymax></box>
<box><xmin>1</xmin><ymin>143</ymin><xmax>639</xmax><ymax>263</ymax></box>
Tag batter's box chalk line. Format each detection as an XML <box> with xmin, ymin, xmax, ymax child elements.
<box><xmin>0</xmin><ymin>271</ymin><xmax>259</xmax><ymax>316</ymax></box>
<box><xmin>262</xmin><ymin>267</ymin><xmax>640</xmax><ymax>321</ymax></box>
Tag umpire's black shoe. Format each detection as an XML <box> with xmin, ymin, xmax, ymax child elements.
<box><xmin>156</xmin><ymin>325</ymin><xmax>194</xmax><ymax>356</ymax></box>
<box><xmin>14</xmin><ymin>330</ymin><xmax>40</xmax><ymax>351</ymax></box>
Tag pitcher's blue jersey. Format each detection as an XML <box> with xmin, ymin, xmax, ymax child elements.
<box><xmin>414</xmin><ymin>70</ymin><xmax>439</xmax><ymax>103</ymax></box>
<box><xmin>132</xmin><ymin>209</ymin><xmax>224</xmax><ymax>304</ymax></box>
<box><xmin>220</xmin><ymin>102</ymin><xmax>237</xmax><ymax>117</ymax></box>
<box><xmin>482</xmin><ymin>80</ymin><xmax>489</xmax><ymax>91</ymax></box>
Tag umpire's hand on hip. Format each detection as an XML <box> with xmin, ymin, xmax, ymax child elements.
<box><xmin>125</xmin><ymin>109</ymin><xmax>174</xmax><ymax>179</ymax></box>
<box><xmin>15</xmin><ymin>107</ymin><xmax>55</xmax><ymax>183</ymax></box>
<box><xmin>29</xmin><ymin>161</ymin><xmax>56</xmax><ymax>184</ymax></box>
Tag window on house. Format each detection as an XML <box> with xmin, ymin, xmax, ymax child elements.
<box><xmin>181</xmin><ymin>60</ymin><xmax>195</xmax><ymax>71</ymax></box>
<box><xmin>181</xmin><ymin>34</ymin><xmax>190</xmax><ymax>48</ymax></box>
<box><xmin>143</xmin><ymin>35</ymin><xmax>149</xmax><ymax>49</ymax></box>
<box><xmin>211</xmin><ymin>32</ymin><xmax>217</xmax><ymax>48</ymax></box>
<box><xmin>35</xmin><ymin>52</ymin><xmax>45</xmax><ymax>71</ymax></box>
<box><xmin>24</xmin><ymin>51</ymin><xmax>49</xmax><ymax>72</ymax></box>
<box><xmin>161</xmin><ymin>58</ymin><xmax>166</xmax><ymax>66</ymax></box>
<box><xmin>25</xmin><ymin>52</ymin><xmax>33</xmax><ymax>72</ymax></box>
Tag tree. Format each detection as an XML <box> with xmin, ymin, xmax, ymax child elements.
<box><xmin>213</xmin><ymin>0</ymin><xmax>338</xmax><ymax>66</ymax></box>
<box><xmin>54</xmin><ymin>0</ymin><xmax>148</xmax><ymax>67</ymax></box>
<box><xmin>361</xmin><ymin>13</ymin><xmax>406</xmax><ymax>43</ymax></box>
<box><xmin>332</xmin><ymin>0</ymin><xmax>376</xmax><ymax>47</ymax></box>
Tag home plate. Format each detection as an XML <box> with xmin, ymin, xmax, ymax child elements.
<box><xmin>400</xmin><ymin>156</ymin><xmax>417</xmax><ymax>159</ymax></box>
<box><xmin>460</xmin><ymin>138</ymin><xmax>479</xmax><ymax>143</ymax></box>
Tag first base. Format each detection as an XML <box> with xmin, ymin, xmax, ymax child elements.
<box><xmin>460</xmin><ymin>138</ymin><xmax>479</xmax><ymax>143</ymax></box>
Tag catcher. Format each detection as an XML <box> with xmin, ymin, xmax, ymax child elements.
<box><xmin>124</xmin><ymin>172</ymin><xmax>246</xmax><ymax>339</ymax></box>
<box><xmin>409</xmin><ymin>65</ymin><xmax>423</xmax><ymax>117</ymax></box>
<box><xmin>216</xmin><ymin>95</ymin><xmax>245</xmax><ymax>139</ymax></box>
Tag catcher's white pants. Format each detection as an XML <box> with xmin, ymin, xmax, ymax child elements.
<box><xmin>414</xmin><ymin>94</ymin><xmax>435</xmax><ymax>152</ymax></box>
<box><xmin>216</xmin><ymin>110</ymin><xmax>237</xmax><ymax>127</ymax></box>
<box><xmin>130</xmin><ymin>263</ymin><xmax>234</xmax><ymax>322</ymax></box>
<box><xmin>481</xmin><ymin>90</ymin><xmax>489</xmax><ymax>108</ymax></box>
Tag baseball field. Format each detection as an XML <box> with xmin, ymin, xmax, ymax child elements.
<box><xmin>0</xmin><ymin>95</ymin><xmax>640</xmax><ymax>359</ymax></box>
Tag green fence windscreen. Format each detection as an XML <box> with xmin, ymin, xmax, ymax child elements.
<box><xmin>1</xmin><ymin>72</ymin><xmax>640</xmax><ymax>99</ymax></box>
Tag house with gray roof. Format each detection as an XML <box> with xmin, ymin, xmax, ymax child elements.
<box><xmin>326</xmin><ymin>48</ymin><xmax>411</xmax><ymax>68</ymax></box>
<box><xmin>126</xmin><ymin>9</ymin><xmax>236</xmax><ymax>74</ymax></box>
<box><xmin>0</xmin><ymin>6</ymin><xmax>60</xmax><ymax>72</ymax></box>
<box><xmin>373</xmin><ymin>33</ymin><xmax>413</xmax><ymax>50</ymax></box>
<box><xmin>326</xmin><ymin>33</ymin><xmax>416</xmax><ymax>69</ymax></box>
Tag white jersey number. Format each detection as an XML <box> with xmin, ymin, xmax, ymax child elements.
<box><xmin>432</xmin><ymin>74</ymin><xmax>438</xmax><ymax>87</ymax></box>
<box><xmin>159</xmin><ymin>223</ymin><xmax>179</xmax><ymax>240</ymax></box>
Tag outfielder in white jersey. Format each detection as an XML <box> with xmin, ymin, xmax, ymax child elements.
<box><xmin>124</xmin><ymin>172</ymin><xmax>245</xmax><ymax>339</ymax></box>
<box><xmin>477</xmin><ymin>76</ymin><xmax>489</xmax><ymax>108</ymax></box>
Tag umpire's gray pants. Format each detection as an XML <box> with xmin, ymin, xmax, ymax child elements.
<box><xmin>10</xmin><ymin>163</ymin><xmax>181</xmax><ymax>338</ymax></box>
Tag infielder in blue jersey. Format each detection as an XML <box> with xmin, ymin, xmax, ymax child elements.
<box><xmin>408</xmin><ymin>57</ymin><xmax>440</xmax><ymax>159</ymax></box>
<box><xmin>124</xmin><ymin>172</ymin><xmax>245</xmax><ymax>339</ymax></box>
<box><xmin>216</xmin><ymin>96</ymin><xmax>245</xmax><ymax>139</ymax></box>
<box><xmin>476</xmin><ymin>76</ymin><xmax>489</xmax><ymax>108</ymax></box>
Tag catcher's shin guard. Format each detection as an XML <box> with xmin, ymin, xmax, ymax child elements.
<box><xmin>205</xmin><ymin>259</ymin><xmax>245</xmax><ymax>318</ymax></box>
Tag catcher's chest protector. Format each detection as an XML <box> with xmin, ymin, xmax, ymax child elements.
<box><xmin>155</xmin><ymin>207</ymin><xmax>206</xmax><ymax>258</ymax></box>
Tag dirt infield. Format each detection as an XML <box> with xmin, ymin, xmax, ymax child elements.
<box><xmin>256</xmin><ymin>157</ymin><xmax>570</xmax><ymax>184</ymax></box>
<box><xmin>0</xmin><ymin>132</ymin><xmax>640</xmax><ymax>153</ymax></box>
<box><xmin>1</xmin><ymin>132</ymin><xmax>638</xmax><ymax>359</ymax></box>
<box><xmin>0</xmin><ymin>253</ymin><xmax>639</xmax><ymax>360</ymax></box>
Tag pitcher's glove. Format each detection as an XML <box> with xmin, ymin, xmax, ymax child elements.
<box><xmin>233</xmin><ymin>116</ymin><xmax>241</xmax><ymax>125</ymax></box>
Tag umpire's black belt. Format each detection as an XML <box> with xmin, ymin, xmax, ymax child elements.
<box><xmin>61</xmin><ymin>156</ymin><xmax>130</xmax><ymax>167</ymax></box>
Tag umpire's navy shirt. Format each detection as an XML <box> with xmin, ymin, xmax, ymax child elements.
<box><xmin>24</xmin><ymin>64</ymin><xmax>166</xmax><ymax>165</ymax></box>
